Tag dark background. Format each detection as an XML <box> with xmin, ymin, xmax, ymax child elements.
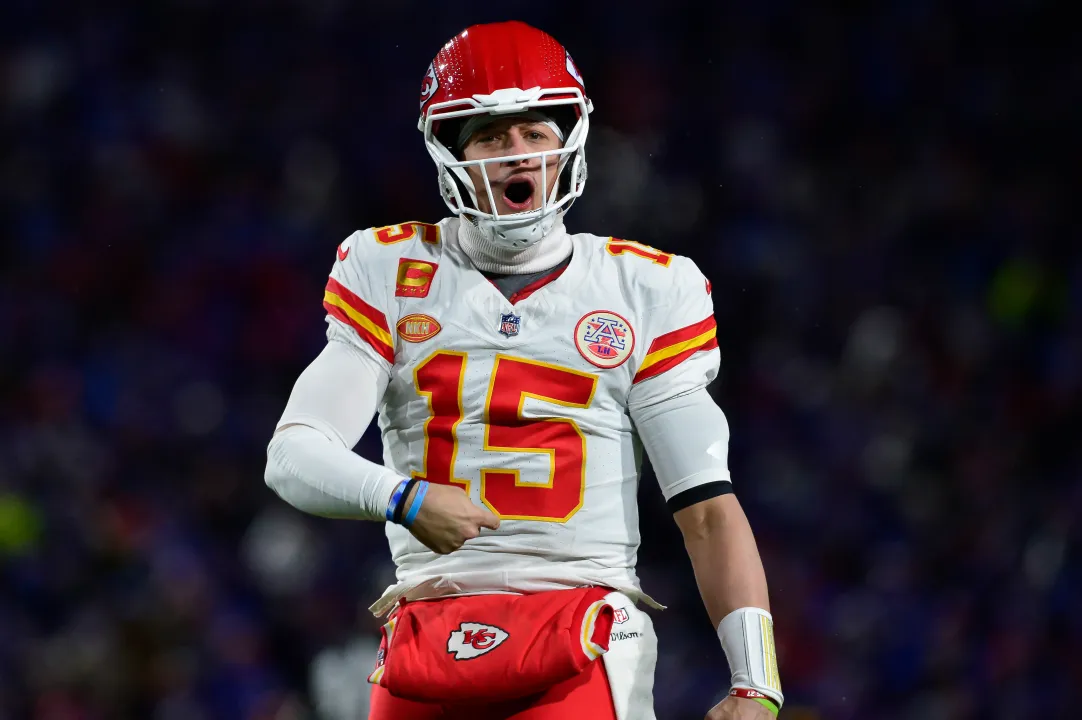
<box><xmin>2</xmin><ymin>1</ymin><xmax>1078</xmax><ymax>718</ymax></box>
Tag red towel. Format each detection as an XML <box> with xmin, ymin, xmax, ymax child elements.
<box><xmin>368</xmin><ymin>587</ymin><xmax>615</xmax><ymax>703</ymax></box>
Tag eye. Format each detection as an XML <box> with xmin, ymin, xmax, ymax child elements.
<box><xmin>526</xmin><ymin>131</ymin><xmax>546</xmax><ymax>141</ymax></box>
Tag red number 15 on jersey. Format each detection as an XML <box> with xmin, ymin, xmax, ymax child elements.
<box><xmin>413</xmin><ymin>352</ymin><xmax>598</xmax><ymax>522</ymax></box>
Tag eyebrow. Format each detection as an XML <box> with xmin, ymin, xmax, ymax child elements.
<box><xmin>471</xmin><ymin>121</ymin><xmax>548</xmax><ymax>140</ymax></box>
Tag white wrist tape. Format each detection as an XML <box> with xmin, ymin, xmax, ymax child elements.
<box><xmin>717</xmin><ymin>607</ymin><xmax>784</xmax><ymax>707</ymax></box>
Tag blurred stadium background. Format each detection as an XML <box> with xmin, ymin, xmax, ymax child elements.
<box><xmin>1</xmin><ymin>0</ymin><xmax>1077</xmax><ymax>718</ymax></box>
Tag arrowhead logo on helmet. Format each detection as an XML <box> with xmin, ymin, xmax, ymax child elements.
<box><xmin>565</xmin><ymin>50</ymin><xmax>585</xmax><ymax>88</ymax></box>
<box><xmin>419</xmin><ymin>62</ymin><xmax>439</xmax><ymax>112</ymax></box>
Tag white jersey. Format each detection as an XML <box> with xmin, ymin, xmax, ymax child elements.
<box><xmin>322</xmin><ymin>218</ymin><xmax>721</xmax><ymax>615</ymax></box>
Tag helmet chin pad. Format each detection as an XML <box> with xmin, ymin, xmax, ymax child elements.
<box><xmin>474</xmin><ymin>209</ymin><xmax>561</xmax><ymax>250</ymax></box>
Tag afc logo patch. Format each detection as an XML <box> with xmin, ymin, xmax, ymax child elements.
<box><xmin>447</xmin><ymin>622</ymin><xmax>510</xmax><ymax>660</ymax></box>
<box><xmin>499</xmin><ymin>312</ymin><xmax>521</xmax><ymax>338</ymax></box>
<box><xmin>574</xmin><ymin>310</ymin><xmax>635</xmax><ymax>369</ymax></box>
<box><xmin>612</xmin><ymin>608</ymin><xmax>629</xmax><ymax>624</ymax></box>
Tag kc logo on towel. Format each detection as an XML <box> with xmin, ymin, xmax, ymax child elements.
<box><xmin>447</xmin><ymin>622</ymin><xmax>510</xmax><ymax>660</ymax></box>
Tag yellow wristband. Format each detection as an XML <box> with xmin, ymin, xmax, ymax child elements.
<box><xmin>754</xmin><ymin>697</ymin><xmax>779</xmax><ymax>716</ymax></box>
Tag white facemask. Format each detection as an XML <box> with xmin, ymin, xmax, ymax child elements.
<box><xmin>422</xmin><ymin>86</ymin><xmax>593</xmax><ymax>252</ymax></box>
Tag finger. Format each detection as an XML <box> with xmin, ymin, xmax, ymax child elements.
<box><xmin>476</xmin><ymin>507</ymin><xmax>501</xmax><ymax>530</ymax></box>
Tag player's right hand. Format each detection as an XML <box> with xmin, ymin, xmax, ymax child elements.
<box><xmin>404</xmin><ymin>482</ymin><xmax>501</xmax><ymax>554</ymax></box>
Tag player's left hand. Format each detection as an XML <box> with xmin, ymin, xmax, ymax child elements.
<box><xmin>706</xmin><ymin>695</ymin><xmax>777</xmax><ymax>720</ymax></box>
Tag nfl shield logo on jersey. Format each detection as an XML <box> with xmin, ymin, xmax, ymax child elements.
<box><xmin>499</xmin><ymin>312</ymin><xmax>521</xmax><ymax>338</ymax></box>
<box><xmin>575</xmin><ymin>310</ymin><xmax>635</xmax><ymax>369</ymax></box>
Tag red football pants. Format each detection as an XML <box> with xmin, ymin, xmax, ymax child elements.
<box><xmin>368</xmin><ymin>657</ymin><xmax>617</xmax><ymax>720</ymax></box>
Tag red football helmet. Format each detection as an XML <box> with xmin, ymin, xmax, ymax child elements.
<box><xmin>418</xmin><ymin>21</ymin><xmax>593</xmax><ymax>249</ymax></box>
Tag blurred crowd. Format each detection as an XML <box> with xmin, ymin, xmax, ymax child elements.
<box><xmin>2</xmin><ymin>0</ymin><xmax>1077</xmax><ymax>718</ymax></box>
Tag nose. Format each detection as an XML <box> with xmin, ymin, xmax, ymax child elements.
<box><xmin>502</xmin><ymin>133</ymin><xmax>532</xmax><ymax>165</ymax></box>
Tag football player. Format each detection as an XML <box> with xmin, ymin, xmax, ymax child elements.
<box><xmin>265</xmin><ymin>21</ymin><xmax>783</xmax><ymax>720</ymax></box>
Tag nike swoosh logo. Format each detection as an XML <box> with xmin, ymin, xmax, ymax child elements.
<box><xmin>337</xmin><ymin>245</ymin><xmax>350</xmax><ymax>261</ymax></box>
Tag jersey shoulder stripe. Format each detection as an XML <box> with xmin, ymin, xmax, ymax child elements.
<box><xmin>323</xmin><ymin>277</ymin><xmax>395</xmax><ymax>363</ymax></box>
<box><xmin>633</xmin><ymin>315</ymin><xmax>718</xmax><ymax>383</ymax></box>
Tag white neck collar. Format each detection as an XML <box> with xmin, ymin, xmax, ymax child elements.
<box><xmin>457</xmin><ymin>216</ymin><xmax>573</xmax><ymax>274</ymax></box>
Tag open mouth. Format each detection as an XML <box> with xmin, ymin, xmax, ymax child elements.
<box><xmin>501</xmin><ymin>177</ymin><xmax>535</xmax><ymax>211</ymax></box>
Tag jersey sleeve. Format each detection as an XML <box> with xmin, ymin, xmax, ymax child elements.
<box><xmin>628</xmin><ymin>255</ymin><xmax>720</xmax><ymax>406</ymax></box>
<box><xmin>632</xmin><ymin>386</ymin><xmax>733</xmax><ymax>509</ymax></box>
<box><xmin>322</xmin><ymin>230</ymin><xmax>396</xmax><ymax>368</ymax></box>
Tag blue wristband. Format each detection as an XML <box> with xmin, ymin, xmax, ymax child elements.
<box><xmin>385</xmin><ymin>479</ymin><xmax>409</xmax><ymax>522</ymax></box>
<box><xmin>403</xmin><ymin>481</ymin><xmax>429</xmax><ymax>527</ymax></box>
